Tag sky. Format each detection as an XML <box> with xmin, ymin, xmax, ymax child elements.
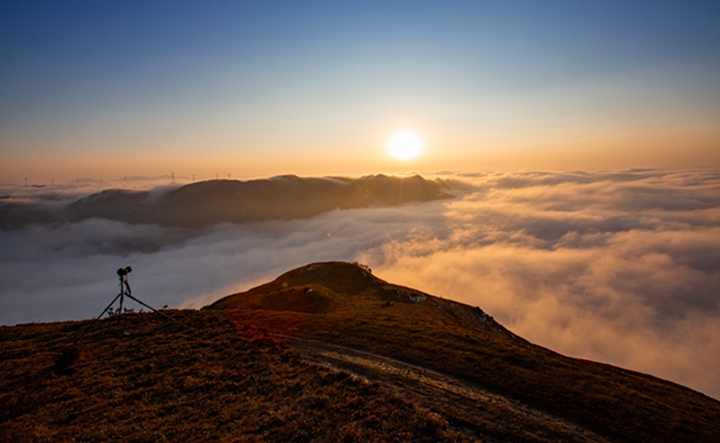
<box><xmin>2</xmin><ymin>1</ymin><xmax>720</xmax><ymax>183</ymax></box>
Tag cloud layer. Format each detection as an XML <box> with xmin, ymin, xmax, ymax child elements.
<box><xmin>1</xmin><ymin>170</ymin><xmax>718</xmax><ymax>399</ymax></box>
<box><xmin>362</xmin><ymin>170</ymin><xmax>720</xmax><ymax>399</ymax></box>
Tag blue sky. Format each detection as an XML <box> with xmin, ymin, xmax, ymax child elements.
<box><xmin>2</xmin><ymin>1</ymin><xmax>719</xmax><ymax>182</ymax></box>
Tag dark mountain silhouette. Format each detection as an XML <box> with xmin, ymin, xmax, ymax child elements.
<box><xmin>2</xmin><ymin>261</ymin><xmax>719</xmax><ymax>442</ymax></box>
<box><xmin>0</xmin><ymin>174</ymin><xmax>452</xmax><ymax>229</ymax></box>
<box><xmin>68</xmin><ymin>174</ymin><xmax>452</xmax><ymax>228</ymax></box>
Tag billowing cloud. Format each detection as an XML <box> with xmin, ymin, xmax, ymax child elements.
<box><xmin>359</xmin><ymin>169</ymin><xmax>720</xmax><ymax>399</ymax></box>
<box><xmin>1</xmin><ymin>170</ymin><xmax>719</xmax><ymax>400</ymax></box>
<box><xmin>0</xmin><ymin>191</ymin><xmax>449</xmax><ymax>324</ymax></box>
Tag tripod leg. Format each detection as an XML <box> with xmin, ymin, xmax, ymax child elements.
<box><xmin>124</xmin><ymin>293</ymin><xmax>191</xmax><ymax>330</ymax></box>
<box><xmin>72</xmin><ymin>292</ymin><xmax>123</xmax><ymax>345</ymax></box>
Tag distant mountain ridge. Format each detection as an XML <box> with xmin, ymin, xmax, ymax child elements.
<box><xmin>0</xmin><ymin>174</ymin><xmax>452</xmax><ymax>229</ymax></box>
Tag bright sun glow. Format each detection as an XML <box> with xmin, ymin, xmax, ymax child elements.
<box><xmin>387</xmin><ymin>131</ymin><xmax>423</xmax><ymax>160</ymax></box>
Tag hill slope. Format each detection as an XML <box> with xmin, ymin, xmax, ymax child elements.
<box><xmin>0</xmin><ymin>311</ymin><xmax>468</xmax><ymax>442</ymax></box>
<box><xmin>206</xmin><ymin>262</ymin><xmax>720</xmax><ymax>443</ymax></box>
<box><xmin>2</xmin><ymin>261</ymin><xmax>719</xmax><ymax>442</ymax></box>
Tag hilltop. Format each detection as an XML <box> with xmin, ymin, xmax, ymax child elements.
<box><xmin>204</xmin><ymin>262</ymin><xmax>720</xmax><ymax>443</ymax></box>
<box><xmin>2</xmin><ymin>262</ymin><xmax>719</xmax><ymax>442</ymax></box>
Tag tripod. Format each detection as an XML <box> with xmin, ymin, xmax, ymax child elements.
<box><xmin>72</xmin><ymin>266</ymin><xmax>189</xmax><ymax>345</ymax></box>
<box><xmin>98</xmin><ymin>266</ymin><xmax>150</xmax><ymax>317</ymax></box>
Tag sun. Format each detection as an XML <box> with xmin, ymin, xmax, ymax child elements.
<box><xmin>387</xmin><ymin>131</ymin><xmax>423</xmax><ymax>160</ymax></box>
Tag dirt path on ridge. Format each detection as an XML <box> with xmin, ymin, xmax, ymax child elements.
<box><xmin>283</xmin><ymin>336</ymin><xmax>615</xmax><ymax>443</ymax></box>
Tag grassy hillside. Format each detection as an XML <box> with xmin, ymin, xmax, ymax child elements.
<box><xmin>0</xmin><ymin>310</ymin><xmax>468</xmax><ymax>442</ymax></box>
<box><xmin>207</xmin><ymin>262</ymin><xmax>720</xmax><ymax>443</ymax></box>
<box><xmin>3</xmin><ymin>261</ymin><xmax>719</xmax><ymax>442</ymax></box>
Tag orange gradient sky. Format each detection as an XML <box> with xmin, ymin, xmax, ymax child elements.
<box><xmin>2</xmin><ymin>2</ymin><xmax>719</xmax><ymax>183</ymax></box>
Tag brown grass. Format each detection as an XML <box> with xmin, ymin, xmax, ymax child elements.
<box><xmin>207</xmin><ymin>261</ymin><xmax>720</xmax><ymax>443</ymax></box>
<box><xmin>4</xmin><ymin>261</ymin><xmax>719</xmax><ymax>443</ymax></box>
<box><xmin>0</xmin><ymin>310</ymin><xmax>470</xmax><ymax>442</ymax></box>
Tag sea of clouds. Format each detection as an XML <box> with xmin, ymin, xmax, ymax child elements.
<box><xmin>1</xmin><ymin>169</ymin><xmax>719</xmax><ymax>399</ymax></box>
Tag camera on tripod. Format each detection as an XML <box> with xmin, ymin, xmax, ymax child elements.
<box><xmin>70</xmin><ymin>264</ymin><xmax>189</xmax><ymax>345</ymax></box>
